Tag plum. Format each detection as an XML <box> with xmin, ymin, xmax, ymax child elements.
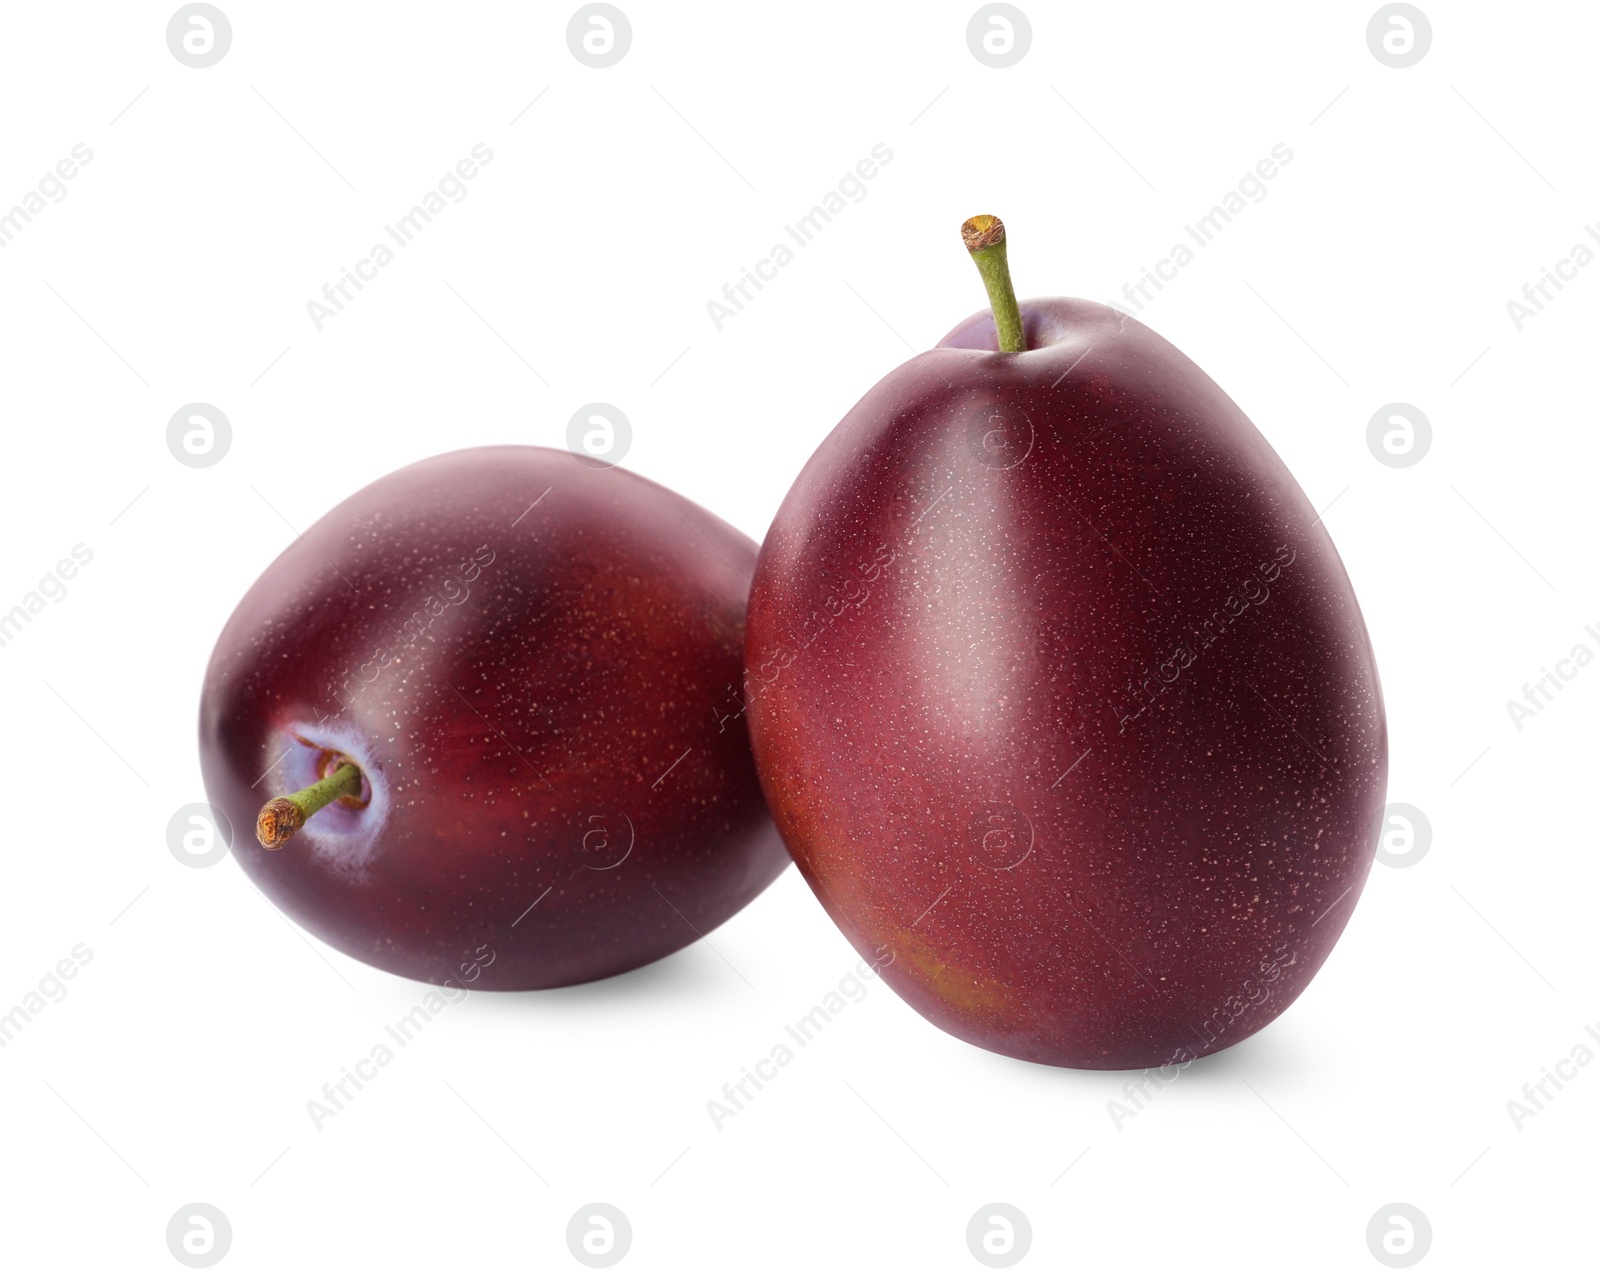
<box><xmin>743</xmin><ymin>218</ymin><xmax>1386</xmax><ymax>1068</ymax></box>
<box><xmin>200</xmin><ymin>446</ymin><xmax>787</xmax><ymax>989</ymax></box>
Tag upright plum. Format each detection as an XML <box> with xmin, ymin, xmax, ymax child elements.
<box><xmin>744</xmin><ymin>217</ymin><xmax>1386</xmax><ymax>1068</ymax></box>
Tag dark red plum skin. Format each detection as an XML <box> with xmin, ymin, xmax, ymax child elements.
<box><xmin>200</xmin><ymin>446</ymin><xmax>788</xmax><ymax>990</ymax></box>
<box><xmin>745</xmin><ymin>299</ymin><xmax>1386</xmax><ymax>1069</ymax></box>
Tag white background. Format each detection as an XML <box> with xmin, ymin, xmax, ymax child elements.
<box><xmin>1</xmin><ymin>1</ymin><xmax>1594</xmax><ymax>1268</ymax></box>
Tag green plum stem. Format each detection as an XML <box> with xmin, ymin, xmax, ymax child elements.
<box><xmin>257</xmin><ymin>763</ymin><xmax>363</xmax><ymax>850</ymax></box>
<box><xmin>961</xmin><ymin>214</ymin><xmax>1027</xmax><ymax>353</ymax></box>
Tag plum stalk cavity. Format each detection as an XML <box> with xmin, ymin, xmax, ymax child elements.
<box><xmin>961</xmin><ymin>214</ymin><xmax>1027</xmax><ymax>353</ymax></box>
<box><xmin>257</xmin><ymin>763</ymin><xmax>363</xmax><ymax>849</ymax></box>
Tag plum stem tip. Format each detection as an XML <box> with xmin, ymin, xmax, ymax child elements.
<box><xmin>256</xmin><ymin>762</ymin><xmax>362</xmax><ymax>849</ymax></box>
<box><xmin>960</xmin><ymin>214</ymin><xmax>1026</xmax><ymax>353</ymax></box>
